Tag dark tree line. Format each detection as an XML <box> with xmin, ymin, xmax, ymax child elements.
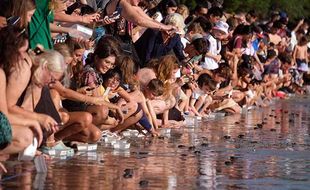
<box><xmin>177</xmin><ymin>0</ymin><xmax>310</xmax><ymax>20</ymax></box>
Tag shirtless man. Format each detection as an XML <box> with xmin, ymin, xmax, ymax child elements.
<box><xmin>293</xmin><ymin>36</ymin><xmax>309</xmax><ymax>68</ymax></box>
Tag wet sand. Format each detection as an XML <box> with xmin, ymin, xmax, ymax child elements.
<box><xmin>1</xmin><ymin>96</ymin><xmax>310</xmax><ymax>190</ymax></box>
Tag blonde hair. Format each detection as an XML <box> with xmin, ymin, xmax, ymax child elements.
<box><xmin>156</xmin><ymin>55</ymin><xmax>179</xmax><ymax>82</ymax></box>
<box><xmin>11</xmin><ymin>0</ymin><xmax>36</xmax><ymax>28</ymax></box>
<box><xmin>54</xmin><ymin>43</ymin><xmax>74</xmax><ymax>87</ymax></box>
<box><xmin>36</xmin><ymin>50</ymin><xmax>66</xmax><ymax>72</ymax></box>
<box><xmin>176</xmin><ymin>4</ymin><xmax>189</xmax><ymax>19</ymax></box>
<box><xmin>54</xmin><ymin>43</ymin><xmax>73</xmax><ymax>60</ymax></box>
<box><xmin>187</xmin><ymin>22</ymin><xmax>204</xmax><ymax>34</ymax></box>
<box><xmin>119</xmin><ymin>56</ymin><xmax>140</xmax><ymax>90</ymax></box>
<box><xmin>33</xmin><ymin>50</ymin><xmax>69</xmax><ymax>86</ymax></box>
<box><xmin>165</xmin><ymin>13</ymin><xmax>185</xmax><ymax>34</ymax></box>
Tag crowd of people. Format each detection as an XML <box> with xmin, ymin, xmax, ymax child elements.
<box><xmin>0</xmin><ymin>0</ymin><xmax>309</xmax><ymax>169</ymax></box>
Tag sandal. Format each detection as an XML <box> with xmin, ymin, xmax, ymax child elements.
<box><xmin>40</xmin><ymin>141</ymin><xmax>74</xmax><ymax>157</ymax></box>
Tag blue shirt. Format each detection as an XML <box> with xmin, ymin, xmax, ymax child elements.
<box><xmin>134</xmin><ymin>29</ymin><xmax>185</xmax><ymax>66</ymax></box>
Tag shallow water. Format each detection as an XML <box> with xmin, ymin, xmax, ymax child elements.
<box><xmin>1</xmin><ymin>96</ymin><xmax>310</xmax><ymax>190</ymax></box>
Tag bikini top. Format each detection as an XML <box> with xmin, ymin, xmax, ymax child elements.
<box><xmin>17</xmin><ymin>85</ymin><xmax>62</xmax><ymax>124</ymax></box>
<box><xmin>34</xmin><ymin>86</ymin><xmax>62</xmax><ymax>124</ymax></box>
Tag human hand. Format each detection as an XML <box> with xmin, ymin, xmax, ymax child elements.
<box><xmin>214</xmin><ymin>54</ymin><xmax>222</xmax><ymax>62</ymax></box>
<box><xmin>77</xmin><ymin>86</ymin><xmax>95</xmax><ymax>96</ymax></box>
<box><xmin>298</xmin><ymin>19</ymin><xmax>304</xmax><ymax>26</ymax></box>
<box><xmin>101</xmin><ymin>16</ymin><xmax>116</xmax><ymax>26</ymax></box>
<box><xmin>84</xmin><ymin>40</ymin><xmax>95</xmax><ymax>49</ymax></box>
<box><xmin>115</xmin><ymin>107</ymin><xmax>124</xmax><ymax>124</ymax></box>
<box><xmin>80</xmin><ymin>13</ymin><xmax>100</xmax><ymax>24</ymax></box>
<box><xmin>161</xmin><ymin>24</ymin><xmax>176</xmax><ymax>32</ymax></box>
<box><xmin>176</xmin><ymin>77</ymin><xmax>186</xmax><ymax>86</ymax></box>
<box><xmin>48</xmin><ymin>80</ymin><xmax>65</xmax><ymax>91</ymax></box>
<box><xmin>37</xmin><ymin>114</ymin><xmax>58</xmax><ymax>133</ymax></box>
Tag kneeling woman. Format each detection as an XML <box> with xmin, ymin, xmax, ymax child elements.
<box><xmin>21</xmin><ymin>50</ymin><xmax>99</xmax><ymax>151</ymax></box>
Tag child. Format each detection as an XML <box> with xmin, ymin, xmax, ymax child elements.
<box><xmin>202</xmin><ymin>21</ymin><xmax>229</xmax><ymax>70</ymax></box>
<box><xmin>293</xmin><ymin>36</ymin><xmax>309</xmax><ymax>69</ymax></box>
<box><xmin>144</xmin><ymin>79</ymin><xmax>184</xmax><ymax>129</ymax></box>
<box><xmin>102</xmin><ymin>68</ymin><xmax>158</xmax><ymax>136</ymax></box>
<box><xmin>101</xmin><ymin>68</ymin><xmax>142</xmax><ymax>131</ymax></box>
<box><xmin>190</xmin><ymin>74</ymin><xmax>217</xmax><ymax>116</ymax></box>
<box><xmin>119</xmin><ymin>56</ymin><xmax>159</xmax><ymax>136</ymax></box>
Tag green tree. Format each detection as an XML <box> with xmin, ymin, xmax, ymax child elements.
<box><xmin>179</xmin><ymin>0</ymin><xmax>310</xmax><ymax>20</ymax></box>
<box><xmin>223</xmin><ymin>0</ymin><xmax>310</xmax><ymax>20</ymax></box>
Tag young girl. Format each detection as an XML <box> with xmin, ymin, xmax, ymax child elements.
<box><xmin>101</xmin><ymin>68</ymin><xmax>145</xmax><ymax>134</ymax></box>
<box><xmin>119</xmin><ymin>56</ymin><xmax>159</xmax><ymax>135</ymax></box>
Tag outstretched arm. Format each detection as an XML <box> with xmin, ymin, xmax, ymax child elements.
<box><xmin>110</xmin><ymin>0</ymin><xmax>173</xmax><ymax>31</ymax></box>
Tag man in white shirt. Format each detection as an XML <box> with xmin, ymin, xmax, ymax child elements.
<box><xmin>201</xmin><ymin>20</ymin><xmax>229</xmax><ymax>70</ymax></box>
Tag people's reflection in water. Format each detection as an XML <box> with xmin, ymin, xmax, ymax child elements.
<box><xmin>1</xmin><ymin>99</ymin><xmax>310</xmax><ymax>189</ymax></box>
<box><xmin>1</xmin><ymin>161</ymin><xmax>33</xmax><ymax>190</ymax></box>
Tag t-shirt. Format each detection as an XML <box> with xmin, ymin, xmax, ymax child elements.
<box><xmin>29</xmin><ymin>0</ymin><xmax>54</xmax><ymax>50</ymax></box>
<box><xmin>233</xmin><ymin>36</ymin><xmax>243</xmax><ymax>49</ymax></box>
<box><xmin>288</xmin><ymin>31</ymin><xmax>297</xmax><ymax>52</ymax></box>
<box><xmin>202</xmin><ymin>34</ymin><xmax>221</xmax><ymax>70</ymax></box>
<box><xmin>252</xmin><ymin>39</ymin><xmax>259</xmax><ymax>52</ymax></box>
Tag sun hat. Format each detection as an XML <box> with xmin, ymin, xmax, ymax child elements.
<box><xmin>165</xmin><ymin>13</ymin><xmax>186</xmax><ymax>35</ymax></box>
<box><xmin>213</xmin><ymin>21</ymin><xmax>229</xmax><ymax>35</ymax></box>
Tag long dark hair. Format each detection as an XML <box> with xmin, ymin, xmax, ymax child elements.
<box><xmin>101</xmin><ymin>67</ymin><xmax>123</xmax><ymax>88</ymax></box>
<box><xmin>86</xmin><ymin>35</ymin><xmax>122</xmax><ymax>67</ymax></box>
<box><xmin>0</xmin><ymin>26</ymin><xmax>28</xmax><ymax>78</ymax></box>
<box><xmin>148</xmin><ymin>0</ymin><xmax>178</xmax><ymax>17</ymax></box>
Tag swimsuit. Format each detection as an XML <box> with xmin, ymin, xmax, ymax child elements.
<box><xmin>0</xmin><ymin>112</ymin><xmax>12</xmax><ymax>150</ymax></box>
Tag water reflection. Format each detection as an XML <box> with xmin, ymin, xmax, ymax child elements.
<box><xmin>1</xmin><ymin>97</ymin><xmax>310</xmax><ymax>189</ymax></box>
